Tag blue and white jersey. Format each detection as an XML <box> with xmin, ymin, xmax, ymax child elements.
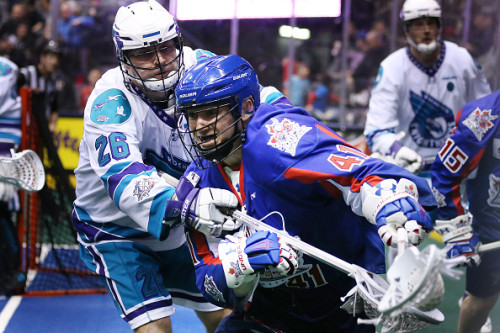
<box><xmin>365</xmin><ymin>41</ymin><xmax>491</xmax><ymax>161</ymax></box>
<box><xmin>431</xmin><ymin>89</ymin><xmax>500</xmax><ymax>244</ymax></box>
<box><xmin>0</xmin><ymin>56</ymin><xmax>21</xmax><ymax>155</ymax></box>
<box><xmin>73</xmin><ymin>47</ymin><xmax>289</xmax><ymax>251</ymax></box>
<box><xmin>185</xmin><ymin>102</ymin><xmax>436</xmax><ymax>321</ymax></box>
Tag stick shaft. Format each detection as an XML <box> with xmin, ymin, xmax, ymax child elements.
<box><xmin>479</xmin><ymin>240</ymin><xmax>500</xmax><ymax>253</ymax></box>
<box><xmin>231</xmin><ymin>210</ymin><xmax>355</xmax><ymax>274</ymax></box>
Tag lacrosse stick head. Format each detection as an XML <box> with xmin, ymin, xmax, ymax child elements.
<box><xmin>340</xmin><ymin>265</ymin><xmax>443</xmax><ymax>332</ymax></box>
<box><xmin>0</xmin><ymin>150</ymin><xmax>45</xmax><ymax>192</ymax></box>
<box><xmin>379</xmin><ymin>244</ymin><xmax>445</xmax><ymax>315</ymax></box>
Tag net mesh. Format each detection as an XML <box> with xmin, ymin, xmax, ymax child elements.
<box><xmin>340</xmin><ymin>267</ymin><xmax>434</xmax><ymax>333</ymax></box>
<box><xmin>18</xmin><ymin>88</ymin><xmax>105</xmax><ymax>295</ymax></box>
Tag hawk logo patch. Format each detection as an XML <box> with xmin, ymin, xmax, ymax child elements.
<box><xmin>132</xmin><ymin>177</ymin><xmax>158</xmax><ymax>201</ymax></box>
<box><xmin>90</xmin><ymin>89</ymin><xmax>131</xmax><ymax>125</ymax></box>
<box><xmin>463</xmin><ymin>108</ymin><xmax>498</xmax><ymax>141</ymax></box>
<box><xmin>266</xmin><ymin>118</ymin><xmax>311</xmax><ymax>156</ymax></box>
<box><xmin>204</xmin><ymin>275</ymin><xmax>225</xmax><ymax>303</ymax></box>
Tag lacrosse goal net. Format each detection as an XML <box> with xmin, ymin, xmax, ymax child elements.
<box><xmin>17</xmin><ymin>87</ymin><xmax>105</xmax><ymax>295</ymax></box>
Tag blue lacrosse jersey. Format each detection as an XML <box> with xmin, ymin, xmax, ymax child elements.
<box><xmin>185</xmin><ymin>102</ymin><xmax>436</xmax><ymax>327</ymax></box>
<box><xmin>431</xmin><ymin>89</ymin><xmax>500</xmax><ymax>244</ymax></box>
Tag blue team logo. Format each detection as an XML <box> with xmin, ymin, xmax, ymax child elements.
<box><xmin>144</xmin><ymin>147</ymin><xmax>190</xmax><ymax>179</ymax></box>
<box><xmin>408</xmin><ymin>91</ymin><xmax>455</xmax><ymax>148</ymax></box>
<box><xmin>463</xmin><ymin>108</ymin><xmax>498</xmax><ymax>141</ymax></box>
<box><xmin>90</xmin><ymin>89</ymin><xmax>131</xmax><ymax>125</ymax></box>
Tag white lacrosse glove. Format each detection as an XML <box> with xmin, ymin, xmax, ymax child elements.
<box><xmin>388</xmin><ymin>141</ymin><xmax>424</xmax><ymax>174</ymax></box>
<box><xmin>362</xmin><ymin>178</ymin><xmax>433</xmax><ymax>247</ymax></box>
<box><xmin>219</xmin><ymin>231</ymin><xmax>299</xmax><ymax>289</ymax></box>
<box><xmin>163</xmin><ymin>171</ymin><xmax>240</xmax><ymax>237</ymax></box>
<box><xmin>435</xmin><ymin>213</ymin><xmax>481</xmax><ymax>266</ymax></box>
<box><xmin>0</xmin><ymin>163</ymin><xmax>16</xmax><ymax>202</ymax></box>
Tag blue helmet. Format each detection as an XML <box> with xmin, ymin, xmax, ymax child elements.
<box><xmin>175</xmin><ymin>54</ymin><xmax>260</xmax><ymax>168</ymax></box>
<box><xmin>176</xmin><ymin>54</ymin><xmax>260</xmax><ymax>114</ymax></box>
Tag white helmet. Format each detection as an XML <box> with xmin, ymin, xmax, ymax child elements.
<box><xmin>113</xmin><ymin>0</ymin><xmax>184</xmax><ymax>105</ymax></box>
<box><xmin>401</xmin><ymin>0</ymin><xmax>441</xmax><ymax>54</ymax></box>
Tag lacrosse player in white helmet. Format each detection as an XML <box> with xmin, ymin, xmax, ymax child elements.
<box><xmin>73</xmin><ymin>1</ymin><xmax>289</xmax><ymax>332</ymax></box>
<box><xmin>364</xmin><ymin>0</ymin><xmax>490</xmax><ymax>177</ymax></box>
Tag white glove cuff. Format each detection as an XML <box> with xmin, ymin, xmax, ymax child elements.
<box><xmin>219</xmin><ymin>236</ymin><xmax>256</xmax><ymax>289</ymax></box>
<box><xmin>441</xmin><ymin>225</ymin><xmax>473</xmax><ymax>243</ymax></box>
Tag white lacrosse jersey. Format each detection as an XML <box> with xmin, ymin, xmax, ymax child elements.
<box><xmin>364</xmin><ymin>41</ymin><xmax>491</xmax><ymax>160</ymax></box>
<box><xmin>73</xmin><ymin>47</ymin><xmax>288</xmax><ymax>251</ymax></box>
<box><xmin>0</xmin><ymin>56</ymin><xmax>21</xmax><ymax>155</ymax></box>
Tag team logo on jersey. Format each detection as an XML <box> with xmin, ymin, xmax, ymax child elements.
<box><xmin>493</xmin><ymin>139</ymin><xmax>500</xmax><ymax>160</ymax></box>
<box><xmin>408</xmin><ymin>91</ymin><xmax>455</xmax><ymax>149</ymax></box>
<box><xmin>0</xmin><ymin>61</ymin><xmax>13</xmax><ymax>76</ymax></box>
<box><xmin>432</xmin><ymin>186</ymin><xmax>446</xmax><ymax>208</ymax></box>
<box><xmin>265</xmin><ymin>118</ymin><xmax>311</xmax><ymax>156</ymax></box>
<box><xmin>463</xmin><ymin>108</ymin><xmax>498</xmax><ymax>142</ymax></box>
<box><xmin>203</xmin><ymin>275</ymin><xmax>225</xmax><ymax>303</ymax></box>
<box><xmin>132</xmin><ymin>177</ymin><xmax>158</xmax><ymax>201</ymax></box>
<box><xmin>487</xmin><ymin>174</ymin><xmax>500</xmax><ymax>208</ymax></box>
<box><xmin>90</xmin><ymin>89</ymin><xmax>131</xmax><ymax>125</ymax></box>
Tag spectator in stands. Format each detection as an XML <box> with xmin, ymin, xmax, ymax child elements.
<box><xmin>56</xmin><ymin>0</ymin><xmax>95</xmax><ymax>77</ymax></box>
<box><xmin>285</xmin><ymin>61</ymin><xmax>310</xmax><ymax>107</ymax></box>
<box><xmin>305</xmin><ymin>72</ymin><xmax>330</xmax><ymax>119</ymax></box>
<box><xmin>0</xmin><ymin>55</ymin><xmax>25</xmax><ymax>296</ymax></box>
<box><xmin>17</xmin><ymin>40</ymin><xmax>63</xmax><ymax>133</ymax></box>
<box><xmin>8</xmin><ymin>21</ymin><xmax>38</xmax><ymax>67</ymax></box>
<box><xmin>78</xmin><ymin>66</ymin><xmax>102</xmax><ymax>111</ymax></box>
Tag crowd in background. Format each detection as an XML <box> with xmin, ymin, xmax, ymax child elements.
<box><xmin>0</xmin><ymin>0</ymin><xmax>498</xmax><ymax>122</ymax></box>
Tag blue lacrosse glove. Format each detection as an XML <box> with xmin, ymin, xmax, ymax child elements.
<box><xmin>219</xmin><ymin>231</ymin><xmax>299</xmax><ymax>288</ymax></box>
<box><xmin>435</xmin><ymin>213</ymin><xmax>481</xmax><ymax>266</ymax></box>
<box><xmin>362</xmin><ymin>178</ymin><xmax>433</xmax><ymax>247</ymax></box>
<box><xmin>163</xmin><ymin>171</ymin><xmax>239</xmax><ymax>237</ymax></box>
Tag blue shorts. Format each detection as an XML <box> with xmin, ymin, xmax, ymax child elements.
<box><xmin>80</xmin><ymin>241</ymin><xmax>220</xmax><ymax>329</ymax></box>
<box><xmin>466</xmin><ymin>249</ymin><xmax>500</xmax><ymax>298</ymax></box>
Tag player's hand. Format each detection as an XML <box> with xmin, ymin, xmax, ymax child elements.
<box><xmin>389</xmin><ymin>141</ymin><xmax>424</xmax><ymax>174</ymax></box>
<box><xmin>362</xmin><ymin>178</ymin><xmax>432</xmax><ymax>247</ymax></box>
<box><xmin>219</xmin><ymin>231</ymin><xmax>299</xmax><ymax>288</ymax></box>
<box><xmin>163</xmin><ymin>172</ymin><xmax>239</xmax><ymax>237</ymax></box>
<box><xmin>435</xmin><ymin>213</ymin><xmax>481</xmax><ymax>266</ymax></box>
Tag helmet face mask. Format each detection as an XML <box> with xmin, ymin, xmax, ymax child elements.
<box><xmin>113</xmin><ymin>0</ymin><xmax>184</xmax><ymax>107</ymax></box>
<box><xmin>178</xmin><ymin>98</ymin><xmax>243</xmax><ymax>168</ymax></box>
<box><xmin>175</xmin><ymin>55</ymin><xmax>260</xmax><ymax>168</ymax></box>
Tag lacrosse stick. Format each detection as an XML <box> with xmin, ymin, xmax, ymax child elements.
<box><xmin>0</xmin><ymin>149</ymin><xmax>45</xmax><ymax>192</ymax></box>
<box><xmin>378</xmin><ymin>227</ymin><xmax>465</xmax><ymax>318</ymax></box>
<box><xmin>479</xmin><ymin>240</ymin><xmax>500</xmax><ymax>253</ymax></box>
<box><xmin>231</xmin><ymin>210</ymin><xmax>445</xmax><ymax>332</ymax></box>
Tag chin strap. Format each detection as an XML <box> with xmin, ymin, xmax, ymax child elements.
<box><xmin>406</xmin><ymin>37</ymin><xmax>438</xmax><ymax>55</ymax></box>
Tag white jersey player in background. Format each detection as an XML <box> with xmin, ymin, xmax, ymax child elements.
<box><xmin>72</xmin><ymin>1</ymin><xmax>288</xmax><ymax>332</ymax></box>
<box><xmin>364</xmin><ymin>0</ymin><xmax>490</xmax><ymax>176</ymax></box>
<box><xmin>363</xmin><ymin>1</ymin><xmax>492</xmax><ymax>331</ymax></box>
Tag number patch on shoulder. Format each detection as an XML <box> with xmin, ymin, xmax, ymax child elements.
<box><xmin>438</xmin><ymin>138</ymin><xmax>468</xmax><ymax>173</ymax></box>
<box><xmin>95</xmin><ymin>132</ymin><xmax>130</xmax><ymax>167</ymax></box>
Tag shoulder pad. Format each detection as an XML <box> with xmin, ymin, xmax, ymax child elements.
<box><xmin>0</xmin><ymin>60</ymin><xmax>15</xmax><ymax>76</ymax></box>
<box><xmin>90</xmin><ymin>88</ymin><xmax>131</xmax><ymax>125</ymax></box>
